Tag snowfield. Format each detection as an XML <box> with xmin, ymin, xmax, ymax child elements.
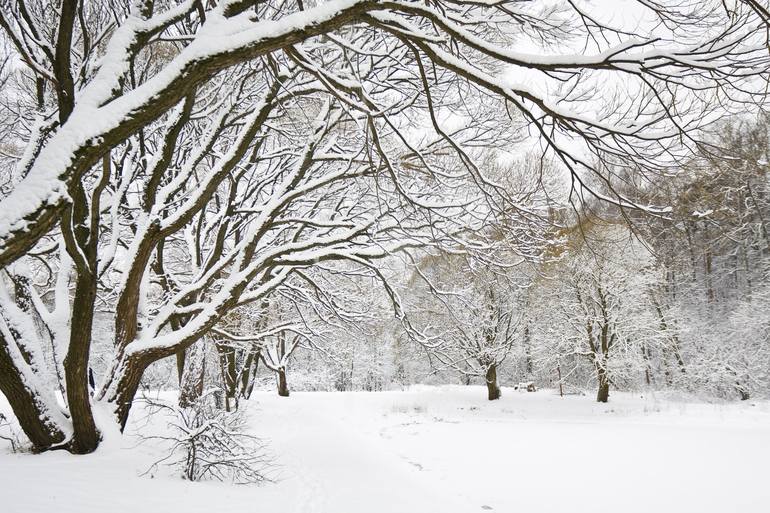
<box><xmin>2</xmin><ymin>386</ymin><xmax>769</xmax><ymax>513</ymax></box>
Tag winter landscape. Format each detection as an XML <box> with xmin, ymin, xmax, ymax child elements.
<box><xmin>1</xmin><ymin>0</ymin><xmax>770</xmax><ymax>512</ymax></box>
<box><xmin>4</xmin><ymin>387</ymin><xmax>770</xmax><ymax>512</ymax></box>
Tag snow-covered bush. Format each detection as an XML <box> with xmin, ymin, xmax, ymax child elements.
<box><xmin>140</xmin><ymin>395</ymin><xmax>271</xmax><ymax>484</ymax></box>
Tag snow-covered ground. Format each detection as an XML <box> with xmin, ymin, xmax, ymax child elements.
<box><xmin>2</xmin><ymin>386</ymin><xmax>769</xmax><ymax>513</ymax></box>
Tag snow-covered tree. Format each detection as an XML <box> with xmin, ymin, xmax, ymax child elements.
<box><xmin>405</xmin><ymin>253</ymin><xmax>528</xmax><ymax>399</ymax></box>
<box><xmin>532</xmin><ymin>221</ymin><xmax>664</xmax><ymax>402</ymax></box>
<box><xmin>0</xmin><ymin>0</ymin><xmax>767</xmax><ymax>454</ymax></box>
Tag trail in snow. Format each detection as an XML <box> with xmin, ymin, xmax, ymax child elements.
<box><xmin>254</xmin><ymin>392</ymin><xmax>476</xmax><ymax>513</ymax></box>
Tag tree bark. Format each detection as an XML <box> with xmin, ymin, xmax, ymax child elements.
<box><xmin>59</xmin><ymin>164</ymin><xmax>106</xmax><ymax>453</ymax></box>
<box><xmin>641</xmin><ymin>344</ymin><xmax>652</xmax><ymax>386</ymax></box>
<box><xmin>105</xmin><ymin>353</ymin><xmax>150</xmax><ymax>430</ymax></box>
<box><xmin>485</xmin><ymin>364</ymin><xmax>501</xmax><ymax>400</ymax></box>
<box><xmin>596</xmin><ymin>366</ymin><xmax>610</xmax><ymax>403</ymax></box>
<box><xmin>216</xmin><ymin>342</ymin><xmax>238</xmax><ymax>411</ymax></box>
<box><xmin>0</xmin><ymin>334</ymin><xmax>68</xmax><ymax>451</ymax></box>
<box><xmin>277</xmin><ymin>367</ymin><xmax>289</xmax><ymax>397</ymax></box>
<box><xmin>524</xmin><ymin>325</ymin><xmax>533</xmax><ymax>376</ymax></box>
<box><xmin>175</xmin><ymin>348</ymin><xmax>186</xmax><ymax>385</ymax></box>
<box><xmin>62</xmin><ymin>273</ymin><xmax>100</xmax><ymax>453</ymax></box>
<box><xmin>239</xmin><ymin>349</ymin><xmax>260</xmax><ymax>399</ymax></box>
<box><xmin>179</xmin><ymin>341</ymin><xmax>206</xmax><ymax>407</ymax></box>
<box><xmin>736</xmin><ymin>381</ymin><xmax>751</xmax><ymax>401</ymax></box>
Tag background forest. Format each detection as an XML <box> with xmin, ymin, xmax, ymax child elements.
<box><xmin>151</xmin><ymin>115</ymin><xmax>770</xmax><ymax>405</ymax></box>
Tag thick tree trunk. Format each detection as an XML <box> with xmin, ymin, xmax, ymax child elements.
<box><xmin>0</xmin><ymin>336</ymin><xmax>68</xmax><ymax>451</ymax></box>
<box><xmin>57</xmin><ymin>155</ymin><xmax>106</xmax><ymax>453</ymax></box>
<box><xmin>103</xmin><ymin>353</ymin><xmax>149</xmax><ymax>431</ymax></box>
<box><xmin>102</xmin><ymin>337</ymin><xmax>210</xmax><ymax>431</ymax></box>
<box><xmin>596</xmin><ymin>367</ymin><xmax>610</xmax><ymax>403</ymax></box>
<box><xmin>485</xmin><ymin>364</ymin><xmax>501</xmax><ymax>401</ymax></box>
<box><xmin>277</xmin><ymin>367</ymin><xmax>289</xmax><ymax>397</ymax></box>
<box><xmin>63</xmin><ymin>274</ymin><xmax>100</xmax><ymax>454</ymax></box>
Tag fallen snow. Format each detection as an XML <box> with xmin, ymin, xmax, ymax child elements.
<box><xmin>1</xmin><ymin>386</ymin><xmax>769</xmax><ymax>512</ymax></box>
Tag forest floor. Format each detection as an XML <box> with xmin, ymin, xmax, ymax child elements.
<box><xmin>1</xmin><ymin>386</ymin><xmax>769</xmax><ymax>513</ymax></box>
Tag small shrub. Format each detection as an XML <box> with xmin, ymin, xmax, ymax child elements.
<box><xmin>140</xmin><ymin>394</ymin><xmax>271</xmax><ymax>484</ymax></box>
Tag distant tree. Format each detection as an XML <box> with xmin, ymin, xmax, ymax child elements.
<box><xmin>407</xmin><ymin>256</ymin><xmax>527</xmax><ymax>400</ymax></box>
<box><xmin>533</xmin><ymin>221</ymin><xmax>664</xmax><ymax>402</ymax></box>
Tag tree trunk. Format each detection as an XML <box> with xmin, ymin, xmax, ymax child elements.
<box><xmin>485</xmin><ymin>364</ymin><xmax>501</xmax><ymax>400</ymax></box>
<box><xmin>175</xmin><ymin>348</ymin><xmax>186</xmax><ymax>385</ymax></box>
<box><xmin>277</xmin><ymin>367</ymin><xmax>289</xmax><ymax>397</ymax></box>
<box><xmin>0</xmin><ymin>335</ymin><xmax>68</xmax><ymax>451</ymax></box>
<box><xmin>101</xmin><ymin>335</ymin><xmax>212</xmax><ymax>431</ymax></box>
<box><xmin>216</xmin><ymin>342</ymin><xmax>237</xmax><ymax>411</ymax></box>
<box><xmin>239</xmin><ymin>349</ymin><xmax>260</xmax><ymax>399</ymax></box>
<box><xmin>524</xmin><ymin>325</ymin><xmax>533</xmax><ymax>376</ymax></box>
<box><xmin>596</xmin><ymin>366</ymin><xmax>610</xmax><ymax>403</ymax></box>
<box><xmin>641</xmin><ymin>344</ymin><xmax>652</xmax><ymax>386</ymax></box>
<box><xmin>103</xmin><ymin>353</ymin><xmax>149</xmax><ymax>431</ymax></box>
<box><xmin>736</xmin><ymin>381</ymin><xmax>750</xmax><ymax>401</ymax></box>
<box><xmin>63</xmin><ymin>273</ymin><xmax>100</xmax><ymax>454</ymax></box>
<box><xmin>58</xmin><ymin>155</ymin><xmax>106</xmax><ymax>453</ymax></box>
<box><xmin>704</xmin><ymin>225</ymin><xmax>715</xmax><ymax>303</ymax></box>
<box><xmin>179</xmin><ymin>341</ymin><xmax>206</xmax><ymax>407</ymax></box>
